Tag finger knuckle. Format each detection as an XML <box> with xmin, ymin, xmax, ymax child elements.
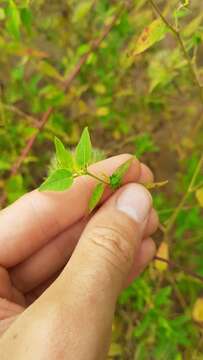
<box><xmin>88</xmin><ymin>225</ymin><xmax>134</xmax><ymax>274</ymax></box>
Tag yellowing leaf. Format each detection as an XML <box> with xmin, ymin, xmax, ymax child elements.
<box><xmin>192</xmin><ymin>298</ymin><xmax>203</xmax><ymax>323</ymax></box>
<box><xmin>94</xmin><ymin>84</ymin><xmax>106</xmax><ymax>94</ymax></box>
<box><xmin>183</xmin><ymin>14</ymin><xmax>203</xmax><ymax>37</ymax></box>
<box><xmin>155</xmin><ymin>242</ymin><xmax>169</xmax><ymax>272</ymax></box>
<box><xmin>16</xmin><ymin>47</ymin><xmax>49</xmax><ymax>59</ymax></box>
<box><xmin>96</xmin><ymin>107</ymin><xmax>110</xmax><ymax>117</ymax></box>
<box><xmin>132</xmin><ymin>19</ymin><xmax>168</xmax><ymax>56</ymax></box>
<box><xmin>108</xmin><ymin>343</ymin><xmax>122</xmax><ymax>357</ymax></box>
<box><xmin>0</xmin><ymin>8</ymin><xmax>5</xmax><ymax>20</ymax></box>
<box><xmin>78</xmin><ymin>100</ymin><xmax>89</xmax><ymax>115</ymax></box>
<box><xmin>196</xmin><ymin>188</ymin><xmax>203</xmax><ymax>207</ymax></box>
<box><xmin>73</xmin><ymin>0</ymin><xmax>93</xmax><ymax>23</ymax></box>
<box><xmin>112</xmin><ymin>130</ymin><xmax>122</xmax><ymax>140</ymax></box>
<box><xmin>0</xmin><ymin>35</ymin><xmax>5</xmax><ymax>47</ymax></box>
<box><xmin>181</xmin><ymin>137</ymin><xmax>195</xmax><ymax>149</ymax></box>
<box><xmin>0</xmin><ymin>180</ymin><xmax>4</xmax><ymax>189</ymax></box>
<box><xmin>38</xmin><ymin>61</ymin><xmax>63</xmax><ymax>81</ymax></box>
<box><xmin>146</xmin><ymin>180</ymin><xmax>168</xmax><ymax>190</ymax></box>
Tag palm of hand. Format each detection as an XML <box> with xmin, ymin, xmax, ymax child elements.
<box><xmin>0</xmin><ymin>209</ymin><xmax>85</xmax><ymax>336</ymax></box>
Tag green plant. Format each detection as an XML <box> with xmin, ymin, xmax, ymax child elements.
<box><xmin>39</xmin><ymin>127</ymin><xmax>169</xmax><ymax>213</ymax></box>
<box><xmin>1</xmin><ymin>0</ymin><xmax>203</xmax><ymax>358</ymax></box>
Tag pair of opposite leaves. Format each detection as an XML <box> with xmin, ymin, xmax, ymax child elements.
<box><xmin>39</xmin><ymin>127</ymin><xmax>135</xmax><ymax>212</ymax></box>
<box><xmin>39</xmin><ymin>127</ymin><xmax>167</xmax><ymax>212</ymax></box>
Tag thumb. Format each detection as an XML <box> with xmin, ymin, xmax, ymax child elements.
<box><xmin>0</xmin><ymin>184</ymin><xmax>153</xmax><ymax>360</ymax></box>
<box><xmin>54</xmin><ymin>183</ymin><xmax>152</xmax><ymax>359</ymax></box>
<box><xmin>63</xmin><ymin>183</ymin><xmax>152</xmax><ymax>298</ymax></box>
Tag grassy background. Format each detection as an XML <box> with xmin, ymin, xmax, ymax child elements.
<box><xmin>0</xmin><ymin>0</ymin><xmax>203</xmax><ymax>358</ymax></box>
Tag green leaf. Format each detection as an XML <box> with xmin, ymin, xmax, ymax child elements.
<box><xmin>0</xmin><ymin>159</ymin><xmax>10</xmax><ymax>171</ymax></box>
<box><xmin>40</xmin><ymin>84</ymin><xmax>65</xmax><ymax>106</ymax></box>
<box><xmin>54</xmin><ymin>137</ymin><xmax>74</xmax><ymax>171</ymax></box>
<box><xmin>110</xmin><ymin>158</ymin><xmax>133</xmax><ymax>190</ymax></box>
<box><xmin>77</xmin><ymin>43</ymin><xmax>91</xmax><ymax>57</ymax></box>
<box><xmin>0</xmin><ymin>8</ymin><xmax>5</xmax><ymax>21</ymax></box>
<box><xmin>38</xmin><ymin>61</ymin><xmax>63</xmax><ymax>81</ymax></box>
<box><xmin>6</xmin><ymin>175</ymin><xmax>26</xmax><ymax>203</ymax></box>
<box><xmin>134</xmin><ymin>133</ymin><xmax>159</xmax><ymax>158</ymax></box>
<box><xmin>183</xmin><ymin>14</ymin><xmax>203</xmax><ymax>37</ymax></box>
<box><xmin>73</xmin><ymin>0</ymin><xmax>93</xmax><ymax>23</ymax></box>
<box><xmin>39</xmin><ymin>169</ymin><xmax>73</xmax><ymax>192</ymax></box>
<box><xmin>20</xmin><ymin>7</ymin><xmax>32</xmax><ymax>32</ymax></box>
<box><xmin>132</xmin><ymin>19</ymin><xmax>168</xmax><ymax>56</ymax></box>
<box><xmin>174</xmin><ymin>7</ymin><xmax>190</xmax><ymax>21</ymax></box>
<box><xmin>6</xmin><ymin>1</ymin><xmax>21</xmax><ymax>40</ymax></box>
<box><xmin>89</xmin><ymin>183</ymin><xmax>105</xmax><ymax>212</ymax></box>
<box><xmin>75</xmin><ymin>127</ymin><xmax>92</xmax><ymax>170</ymax></box>
<box><xmin>154</xmin><ymin>286</ymin><xmax>172</xmax><ymax>307</ymax></box>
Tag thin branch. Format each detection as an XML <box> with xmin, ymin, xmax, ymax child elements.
<box><xmin>0</xmin><ymin>5</ymin><xmax>125</xmax><ymax>208</ymax></box>
<box><xmin>155</xmin><ymin>256</ymin><xmax>203</xmax><ymax>283</ymax></box>
<box><xmin>149</xmin><ymin>0</ymin><xmax>203</xmax><ymax>103</ymax></box>
<box><xmin>189</xmin><ymin>156</ymin><xmax>203</xmax><ymax>192</ymax></box>
<box><xmin>191</xmin><ymin>181</ymin><xmax>203</xmax><ymax>192</ymax></box>
<box><xmin>165</xmin><ymin>155</ymin><xmax>203</xmax><ymax>237</ymax></box>
<box><xmin>149</xmin><ymin>0</ymin><xmax>177</xmax><ymax>35</ymax></box>
<box><xmin>192</xmin><ymin>109</ymin><xmax>203</xmax><ymax>137</ymax></box>
<box><xmin>86</xmin><ymin>171</ymin><xmax>110</xmax><ymax>185</ymax></box>
<box><xmin>167</xmin><ymin>273</ymin><xmax>187</xmax><ymax>309</ymax></box>
<box><xmin>1</xmin><ymin>104</ymin><xmax>39</xmax><ymax>126</ymax></box>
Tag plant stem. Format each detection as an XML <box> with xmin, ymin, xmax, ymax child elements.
<box><xmin>155</xmin><ymin>256</ymin><xmax>203</xmax><ymax>283</ymax></box>
<box><xmin>165</xmin><ymin>155</ymin><xmax>203</xmax><ymax>235</ymax></box>
<box><xmin>1</xmin><ymin>103</ymin><xmax>39</xmax><ymax>126</ymax></box>
<box><xmin>148</xmin><ymin>0</ymin><xmax>203</xmax><ymax>103</ymax></box>
<box><xmin>86</xmin><ymin>171</ymin><xmax>110</xmax><ymax>185</ymax></box>
<box><xmin>158</xmin><ymin>205</ymin><xmax>199</xmax><ymax>215</ymax></box>
<box><xmin>167</xmin><ymin>273</ymin><xmax>187</xmax><ymax>309</ymax></box>
<box><xmin>0</xmin><ymin>6</ymin><xmax>125</xmax><ymax>208</ymax></box>
<box><xmin>191</xmin><ymin>181</ymin><xmax>203</xmax><ymax>192</ymax></box>
<box><xmin>188</xmin><ymin>156</ymin><xmax>203</xmax><ymax>192</ymax></box>
<box><xmin>165</xmin><ymin>192</ymin><xmax>188</xmax><ymax>235</ymax></box>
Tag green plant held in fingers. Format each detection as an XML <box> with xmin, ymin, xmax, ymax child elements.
<box><xmin>39</xmin><ymin>127</ymin><xmax>135</xmax><ymax>212</ymax></box>
<box><xmin>39</xmin><ymin>127</ymin><xmax>167</xmax><ymax>213</ymax></box>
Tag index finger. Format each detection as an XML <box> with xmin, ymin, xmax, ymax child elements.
<box><xmin>0</xmin><ymin>154</ymin><xmax>153</xmax><ymax>267</ymax></box>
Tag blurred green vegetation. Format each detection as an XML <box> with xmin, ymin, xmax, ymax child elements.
<box><xmin>0</xmin><ymin>0</ymin><xmax>203</xmax><ymax>359</ymax></box>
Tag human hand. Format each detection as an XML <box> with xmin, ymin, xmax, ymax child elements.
<box><xmin>0</xmin><ymin>154</ymin><xmax>158</xmax><ymax>359</ymax></box>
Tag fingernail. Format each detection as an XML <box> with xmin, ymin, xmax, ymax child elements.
<box><xmin>117</xmin><ymin>184</ymin><xmax>152</xmax><ymax>223</ymax></box>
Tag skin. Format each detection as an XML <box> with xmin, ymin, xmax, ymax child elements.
<box><xmin>0</xmin><ymin>154</ymin><xmax>159</xmax><ymax>359</ymax></box>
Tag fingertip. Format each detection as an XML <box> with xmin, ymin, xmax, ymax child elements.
<box><xmin>139</xmin><ymin>163</ymin><xmax>154</xmax><ymax>184</ymax></box>
<box><xmin>141</xmin><ymin>237</ymin><xmax>157</xmax><ymax>260</ymax></box>
<box><xmin>90</xmin><ymin>154</ymin><xmax>142</xmax><ymax>204</ymax></box>
<box><xmin>144</xmin><ymin>208</ymin><xmax>159</xmax><ymax>237</ymax></box>
<box><xmin>125</xmin><ymin>237</ymin><xmax>156</xmax><ymax>286</ymax></box>
<box><xmin>136</xmin><ymin>237</ymin><xmax>157</xmax><ymax>270</ymax></box>
<box><xmin>122</xmin><ymin>155</ymin><xmax>141</xmax><ymax>183</ymax></box>
<box><xmin>94</xmin><ymin>153</ymin><xmax>141</xmax><ymax>184</ymax></box>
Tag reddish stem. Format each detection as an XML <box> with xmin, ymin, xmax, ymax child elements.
<box><xmin>0</xmin><ymin>6</ymin><xmax>124</xmax><ymax>208</ymax></box>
